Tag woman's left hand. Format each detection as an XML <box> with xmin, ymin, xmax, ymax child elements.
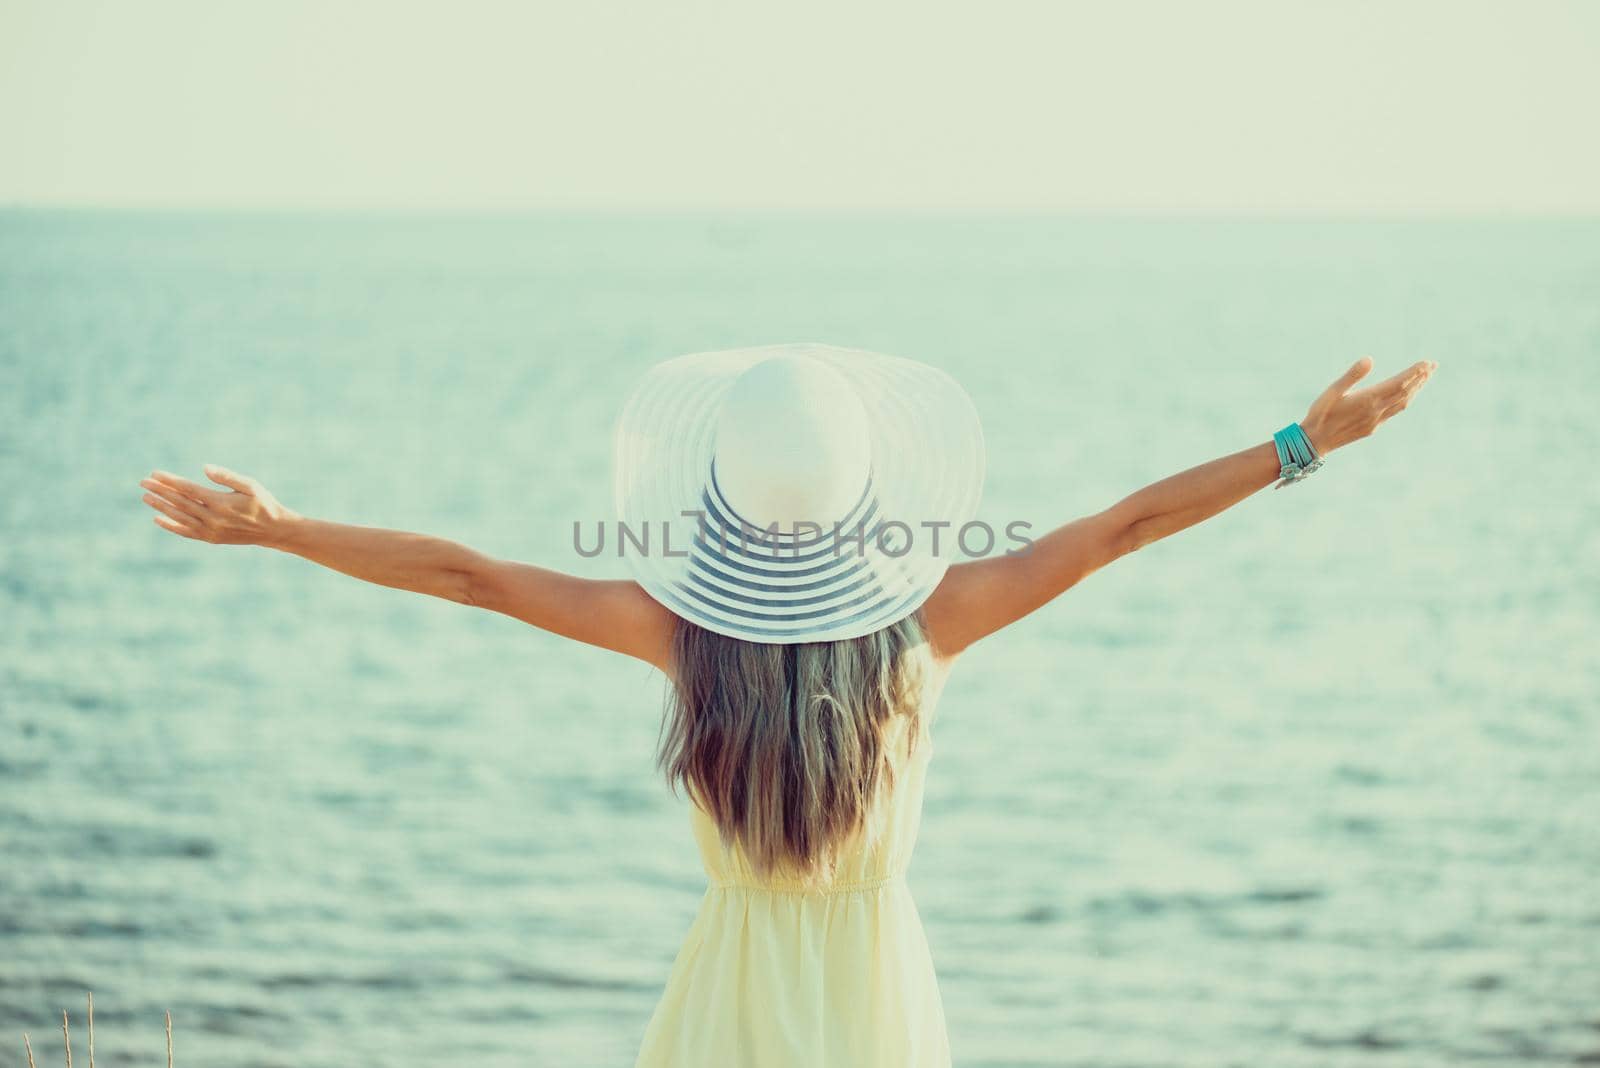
<box><xmin>139</xmin><ymin>465</ymin><xmax>298</xmax><ymax>546</ymax></box>
<box><xmin>1301</xmin><ymin>356</ymin><xmax>1438</xmax><ymax>455</ymax></box>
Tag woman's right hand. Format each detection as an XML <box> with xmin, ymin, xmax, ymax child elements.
<box><xmin>1301</xmin><ymin>356</ymin><xmax>1438</xmax><ymax>454</ymax></box>
<box><xmin>139</xmin><ymin>465</ymin><xmax>299</xmax><ymax>547</ymax></box>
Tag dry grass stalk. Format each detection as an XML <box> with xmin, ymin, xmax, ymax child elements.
<box><xmin>20</xmin><ymin>997</ymin><xmax>173</xmax><ymax>1068</ymax></box>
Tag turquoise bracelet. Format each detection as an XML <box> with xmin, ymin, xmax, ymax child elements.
<box><xmin>1273</xmin><ymin>422</ymin><xmax>1325</xmax><ymax>489</ymax></box>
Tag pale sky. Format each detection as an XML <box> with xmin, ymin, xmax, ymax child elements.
<box><xmin>2</xmin><ymin>0</ymin><xmax>1597</xmax><ymax>212</ymax></box>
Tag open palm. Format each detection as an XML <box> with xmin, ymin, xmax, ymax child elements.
<box><xmin>1304</xmin><ymin>356</ymin><xmax>1437</xmax><ymax>454</ymax></box>
<box><xmin>139</xmin><ymin>465</ymin><xmax>295</xmax><ymax>546</ymax></box>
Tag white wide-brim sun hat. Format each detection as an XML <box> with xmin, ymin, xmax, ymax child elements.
<box><xmin>612</xmin><ymin>342</ymin><xmax>985</xmax><ymax>644</ymax></box>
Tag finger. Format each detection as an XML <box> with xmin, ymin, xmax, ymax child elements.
<box><xmin>1361</xmin><ymin>361</ymin><xmax>1433</xmax><ymax>407</ymax></box>
<box><xmin>1394</xmin><ymin>361</ymin><xmax>1437</xmax><ymax>401</ymax></box>
<box><xmin>1380</xmin><ymin>359</ymin><xmax>1433</xmax><ymax>394</ymax></box>
<box><xmin>152</xmin><ymin>513</ymin><xmax>206</xmax><ymax>540</ymax></box>
<box><xmin>139</xmin><ymin>482</ymin><xmax>208</xmax><ymax>518</ymax></box>
<box><xmin>147</xmin><ymin>470</ymin><xmax>222</xmax><ymax>507</ymax></box>
<box><xmin>138</xmin><ymin>477</ymin><xmax>209</xmax><ymax>512</ymax></box>
<box><xmin>1369</xmin><ymin>369</ymin><xmax>1425</xmax><ymax>406</ymax></box>
<box><xmin>142</xmin><ymin>490</ymin><xmax>207</xmax><ymax>525</ymax></box>
<box><xmin>204</xmin><ymin>464</ymin><xmax>258</xmax><ymax>495</ymax></box>
<box><xmin>1321</xmin><ymin>356</ymin><xmax>1374</xmax><ymax>401</ymax></box>
<box><xmin>1377</xmin><ymin>388</ymin><xmax>1420</xmax><ymax>422</ymax></box>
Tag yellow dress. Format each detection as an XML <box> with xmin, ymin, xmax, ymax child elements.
<box><xmin>635</xmin><ymin>666</ymin><xmax>952</xmax><ymax>1067</ymax></box>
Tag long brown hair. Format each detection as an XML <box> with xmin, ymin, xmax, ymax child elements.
<box><xmin>658</xmin><ymin>610</ymin><xmax>930</xmax><ymax>884</ymax></box>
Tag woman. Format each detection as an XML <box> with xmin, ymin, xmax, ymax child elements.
<box><xmin>139</xmin><ymin>343</ymin><xmax>1435</xmax><ymax>1066</ymax></box>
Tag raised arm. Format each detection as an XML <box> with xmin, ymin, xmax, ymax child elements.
<box><xmin>138</xmin><ymin>466</ymin><xmax>675</xmax><ymax>671</ymax></box>
<box><xmin>921</xmin><ymin>356</ymin><xmax>1437</xmax><ymax>659</ymax></box>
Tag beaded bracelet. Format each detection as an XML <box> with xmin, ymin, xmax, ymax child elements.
<box><xmin>1272</xmin><ymin>422</ymin><xmax>1325</xmax><ymax>489</ymax></box>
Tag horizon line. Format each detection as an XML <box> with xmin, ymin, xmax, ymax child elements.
<box><xmin>4</xmin><ymin>202</ymin><xmax>1599</xmax><ymax>221</ymax></box>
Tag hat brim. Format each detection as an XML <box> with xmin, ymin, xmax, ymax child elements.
<box><xmin>612</xmin><ymin>342</ymin><xmax>986</xmax><ymax>644</ymax></box>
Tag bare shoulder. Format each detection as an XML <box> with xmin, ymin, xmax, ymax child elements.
<box><xmin>919</xmin><ymin>557</ymin><xmax>1001</xmax><ymax>660</ymax></box>
<box><xmin>919</xmin><ymin>510</ymin><xmax>1130</xmax><ymax>658</ymax></box>
<box><xmin>592</xmin><ymin>578</ymin><xmax>678</xmax><ymax>674</ymax></box>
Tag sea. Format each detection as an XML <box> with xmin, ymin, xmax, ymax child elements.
<box><xmin>2</xmin><ymin>211</ymin><xmax>1597</xmax><ymax>1066</ymax></box>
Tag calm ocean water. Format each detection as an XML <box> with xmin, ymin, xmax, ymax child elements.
<box><xmin>2</xmin><ymin>212</ymin><xmax>1596</xmax><ymax>1066</ymax></box>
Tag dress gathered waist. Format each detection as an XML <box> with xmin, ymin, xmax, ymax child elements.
<box><xmin>707</xmin><ymin>870</ymin><xmax>908</xmax><ymax>896</ymax></box>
